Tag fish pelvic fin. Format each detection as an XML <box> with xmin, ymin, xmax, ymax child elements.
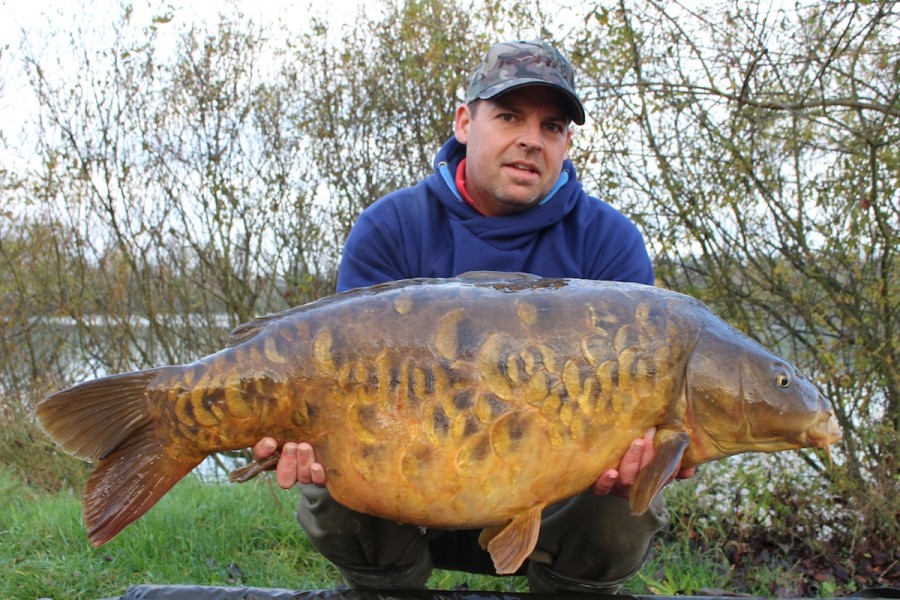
<box><xmin>228</xmin><ymin>451</ymin><xmax>281</xmax><ymax>483</ymax></box>
<box><xmin>35</xmin><ymin>369</ymin><xmax>202</xmax><ymax>546</ymax></box>
<box><xmin>478</xmin><ymin>505</ymin><xmax>543</xmax><ymax>575</ymax></box>
<box><xmin>630</xmin><ymin>429</ymin><xmax>691</xmax><ymax>515</ymax></box>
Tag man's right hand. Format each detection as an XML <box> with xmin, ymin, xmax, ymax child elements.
<box><xmin>252</xmin><ymin>437</ymin><xmax>327</xmax><ymax>490</ymax></box>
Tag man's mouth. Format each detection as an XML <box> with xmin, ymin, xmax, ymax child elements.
<box><xmin>506</xmin><ymin>161</ymin><xmax>540</xmax><ymax>175</ymax></box>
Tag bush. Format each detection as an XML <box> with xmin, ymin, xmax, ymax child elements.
<box><xmin>655</xmin><ymin>454</ymin><xmax>899</xmax><ymax>596</ymax></box>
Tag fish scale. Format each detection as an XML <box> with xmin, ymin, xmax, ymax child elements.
<box><xmin>36</xmin><ymin>271</ymin><xmax>841</xmax><ymax>576</ymax></box>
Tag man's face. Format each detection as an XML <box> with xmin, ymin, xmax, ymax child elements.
<box><xmin>454</xmin><ymin>86</ymin><xmax>573</xmax><ymax>217</ymax></box>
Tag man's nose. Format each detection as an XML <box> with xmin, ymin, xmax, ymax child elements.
<box><xmin>516</xmin><ymin>120</ymin><xmax>544</xmax><ymax>150</ymax></box>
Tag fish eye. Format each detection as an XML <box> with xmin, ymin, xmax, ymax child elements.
<box><xmin>775</xmin><ymin>370</ymin><xmax>792</xmax><ymax>388</ymax></box>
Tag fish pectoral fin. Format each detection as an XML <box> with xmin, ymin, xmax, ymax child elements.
<box><xmin>630</xmin><ymin>429</ymin><xmax>691</xmax><ymax>516</ymax></box>
<box><xmin>228</xmin><ymin>451</ymin><xmax>281</xmax><ymax>483</ymax></box>
<box><xmin>478</xmin><ymin>505</ymin><xmax>543</xmax><ymax>575</ymax></box>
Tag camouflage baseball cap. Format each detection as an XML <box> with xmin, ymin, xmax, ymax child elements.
<box><xmin>466</xmin><ymin>40</ymin><xmax>586</xmax><ymax>125</ymax></box>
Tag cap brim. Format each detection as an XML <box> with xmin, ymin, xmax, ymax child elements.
<box><xmin>471</xmin><ymin>79</ymin><xmax>586</xmax><ymax>125</ymax></box>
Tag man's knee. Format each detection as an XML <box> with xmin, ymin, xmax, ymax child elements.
<box><xmin>295</xmin><ymin>484</ymin><xmax>435</xmax><ymax>588</ymax></box>
<box><xmin>528</xmin><ymin>491</ymin><xmax>669</xmax><ymax>592</ymax></box>
<box><xmin>294</xmin><ymin>485</ymin><xmax>668</xmax><ymax>592</ymax></box>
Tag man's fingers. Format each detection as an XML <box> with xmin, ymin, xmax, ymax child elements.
<box><xmin>310</xmin><ymin>463</ymin><xmax>327</xmax><ymax>486</ymax></box>
<box><xmin>593</xmin><ymin>429</ymin><xmax>693</xmax><ymax>499</ymax></box>
<box><xmin>595</xmin><ymin>428</ymin><xmax>657</xmax><ymax>498</ymax></box>
<box><xmin>592</xmin><ymin>469</ymin><xmax>619</xmax><ymax>496</ymax></box>
<box><xmin>297</xmin><ymin>442</ymin><xmax>315</xmax><ymax>465</ymax></box>
<box><xmin>275</xmin><ymin>442</ymin><xmax>299</xmax><ymax>489</ymax></box>
<box><xmin>267</xmin><ymin>440</ymin><xmax>326</xmax><ymax>489</ymax></box>
<box><xmin>639</xmin><ymin>428</ymin><xmax>656</xmax><ymax>470</ymax></box>
<box><xmin>251</xmin><ymin>436</ymin><xmax>278</xmax><ymax>461</ymax></box>
<box><xmin>617</xmin><ymin>433</ymin><xmax>650</xmax><ymax>485</ymax></box>
<box><xmin>296</xmin><ymin>442</ymin><xmax>315</xmax><ymax>484</ymax></box>
<box><xmin>677</xmin><ymin>466</ymin><xmax>697</xmax><ymax>480</ymax></box>
<box><xmin>294</xmin><ymin>442</ymin><xmax>327</xmax><ymax>487</ymax></box>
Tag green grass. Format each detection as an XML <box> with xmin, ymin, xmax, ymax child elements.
<box><xmin>0</xmin><ymin>467</ymin><xmax>531</xmax><ymax>599</ymax></box>
<box><xmin>0</xmin><ymin>464</ymin><xmax>858</xmax><ymax>599</ymax></box>
<box><xmin>0</xmin><ymin>468</ymin><xmax>336</xmax><ymax>598</ymax></box>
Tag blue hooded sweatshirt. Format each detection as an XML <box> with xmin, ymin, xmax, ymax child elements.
<box><xmin>336</xmin><ymin>136</ymin><xmax>653</xmax><ymax>292</ymax></box>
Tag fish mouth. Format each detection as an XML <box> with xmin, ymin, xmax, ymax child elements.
<box><xmin>805</xmin><ymin>412</ymin><xmax>842</xmax><ymax>466</ymax></box>
<box><xmin>806</xmin><ymin>412</ymin><xmax>843</xmax><ymax>448</ymax></box>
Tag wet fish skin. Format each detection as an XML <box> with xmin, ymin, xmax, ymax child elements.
<box><xmin>35</xmin><ymin>271</ymin><xmax>841</xmax><ymax>575</ymax></box>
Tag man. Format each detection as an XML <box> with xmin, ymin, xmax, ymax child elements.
<box><xmin>253</xmin><ymin>40</ymin><xmax>692</xmax><ymax>593</ymax></box>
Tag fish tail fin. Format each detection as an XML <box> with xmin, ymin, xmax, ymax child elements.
<box><xmin>36</xmin><ymin>369</ymin><xmax>203</xmax><ymax>546</ymax></box>
<box><xmin>82</xmin><ymin>422</ymin><xmax>200</xmax><ymax>546</ymax></box>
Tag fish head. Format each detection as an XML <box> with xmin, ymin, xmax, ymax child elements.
<box><xmin>684</xmin><ymin>323</ymin><xmax>842</xmax><ymax>464</ymax></box>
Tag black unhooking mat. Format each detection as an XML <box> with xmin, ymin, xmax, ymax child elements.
<box><xmin>110</xmin><ymin>586</ymin><xmax>900</xmax><ymax>600</ymax></box>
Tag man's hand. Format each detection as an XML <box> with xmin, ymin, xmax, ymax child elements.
<box><xmin>591</xmin><ymin>427</ymin><xmax>696</xmax><ymax>498</ymax></box>
<box><xmin>252</xmin><ymin>437</ymin><xmax>326</xmax><ymax>490</ymax></box>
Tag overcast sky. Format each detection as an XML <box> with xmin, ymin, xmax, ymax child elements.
<box><xmin>0</xmin><ymin>0</ymin><xmax>373</xmax><ymax>153</ymax></box>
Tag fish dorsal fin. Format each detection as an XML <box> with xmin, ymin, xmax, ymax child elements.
<box><xmin>226</xmin><ymin>313</ymin><xmax>286</xmax><ymax>347</ymax></box>
<box><xmin>630</xmin><ymin>428</ymin><xmax>691</xmax><ymax>515</ymax></box>
<box><xmin>478</xmin><ymin>505</ymin><xmax>543</xmax><ymax>575</ymax></box>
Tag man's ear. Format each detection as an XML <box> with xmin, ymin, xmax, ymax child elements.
<box><xmin>454</xmin><ymin>104</ymin><xmax>472</xmax><ymax>144</ymax></box>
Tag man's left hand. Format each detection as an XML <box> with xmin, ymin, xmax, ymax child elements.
<box><xmin>592</xmin><ymin>427</ymin><xmax>696</xmax><ymax>498</ymax></box>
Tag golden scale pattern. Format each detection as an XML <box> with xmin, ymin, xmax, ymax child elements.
<box><xmin>158</xmin><ymin>284</ymin><xmax>692</xmax><ymax>482</ymax></box>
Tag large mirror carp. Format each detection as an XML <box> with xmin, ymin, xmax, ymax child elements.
<box><xmin>37</xmin><ymin>272</ymin><xmax>841</xmax><ymax>575</ymax></box>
